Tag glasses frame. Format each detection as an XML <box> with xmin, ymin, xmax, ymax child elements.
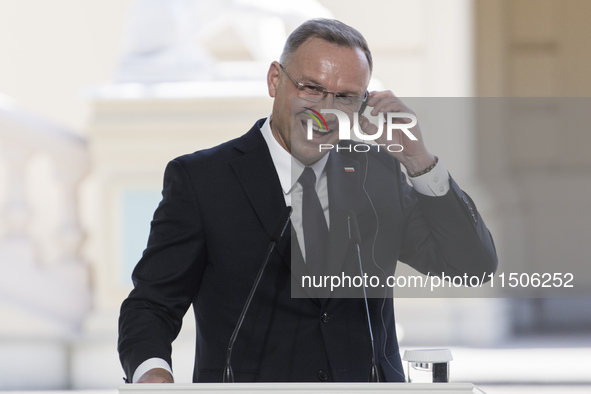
<box><xmin>279</xmin><ymin>63</ymin><xmax>369</xmax><ymax>114</ymax></box>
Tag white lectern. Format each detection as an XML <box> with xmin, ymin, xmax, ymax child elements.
<box><xmin>119</xmin><ymin>382</ymin><xmax>486</xmax><ymax>394</ymax></box>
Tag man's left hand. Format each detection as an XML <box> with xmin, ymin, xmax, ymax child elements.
<box><xmin>358</xmin><ymin>90</ymin><xmax>436</xmax><ymax>175</ymax></box>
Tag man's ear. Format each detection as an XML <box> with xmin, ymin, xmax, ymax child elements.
<box><xmin>267</xmin><ymin>61</ymin><xmax>281</xmax><ymax>98</ymax></box>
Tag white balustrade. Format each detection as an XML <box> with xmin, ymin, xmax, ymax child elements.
<box><xmin>0</xmin><ymin>94</ymin><xmax>90</xmax><ymax>333</ymax></box>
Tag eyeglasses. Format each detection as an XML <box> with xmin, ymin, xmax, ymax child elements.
<box><xmin>279</xmin><ymin>63</ymin><xmax>368</xmax><ymax>113</ymax></box>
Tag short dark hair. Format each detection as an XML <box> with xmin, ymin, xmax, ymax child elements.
<box><xmin>280</xmin><ymin>18</ymin><xmax>373</xmax><ymax>74</ymax></box>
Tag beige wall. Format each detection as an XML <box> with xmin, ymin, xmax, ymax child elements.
<box><xmin>475</xmin><ymin>0</ymin><xmax>591</xmax><ymax>331</ymax></box>
<box><xmin>477</xmin><ymin>0</ymin><xmax>591</xmax><ymax>98</ymax></box>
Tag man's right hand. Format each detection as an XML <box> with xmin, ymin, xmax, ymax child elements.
<box><xmin>137</xmin><ymin>368</ymin><xmax>174</xmax><ymax>383</ymax></box>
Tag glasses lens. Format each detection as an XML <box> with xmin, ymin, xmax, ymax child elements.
<box><xmin>298</xmin><ymin>92</ymin><xmax>323</xmax><ymax>102</ymax></box>
<box><xmin>336</xmin><ymin>98</ymin><xmax>363</xmax><ymax>112</ymax></box>
<box><xmin>299</xmin><ymin>96</ymin><xmax>364</xmax><ymax>111</ymax></box>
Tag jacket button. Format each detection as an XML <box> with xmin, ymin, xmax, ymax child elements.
<box><xmin>321</xmin><ymin>312</ymin><xmax>329</xmax><ymax>323</ymax></box>
<box><xmin>318</xmin><ymin>369</ymin><xmax>329</xmax><ymax>381</ymax></box>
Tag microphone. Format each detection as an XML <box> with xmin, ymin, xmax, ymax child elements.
<box><xmin>223</xmin><ymin>206</ymin><xmax>292</xmax><ymax>382</ymax></box>
<box><xmin>348</xmin><ymin>210</ymin><xmax>379</xmax><ymax>382</ymax></box>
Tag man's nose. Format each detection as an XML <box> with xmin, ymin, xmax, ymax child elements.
<box><xmin>319</xmin><ymin>94</ymin><xmax>336</xmax><ymax>108</ymax></box>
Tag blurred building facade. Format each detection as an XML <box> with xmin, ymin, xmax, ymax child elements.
<box><xmin>0</xmin><ymin>0</ymin><xmax>589</xmax><ymax>389</ymax></box>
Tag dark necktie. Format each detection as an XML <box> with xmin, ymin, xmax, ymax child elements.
<box><xmin>299</xmin><ymin>167</ymin><xmax>329</xmax><ymax>276</ymax></box>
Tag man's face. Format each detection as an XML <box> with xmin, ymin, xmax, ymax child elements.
<box><xmin>267</xmin><ymin>37</ymin><xmax>371</xmax><ymax>165</ymax></box>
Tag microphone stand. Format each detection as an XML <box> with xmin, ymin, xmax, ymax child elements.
<box><xmin>348</xmin><ymin>210</ymin><xmax>379</xmax><ymax>382</ymax></box>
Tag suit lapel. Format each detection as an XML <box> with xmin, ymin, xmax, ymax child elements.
<box><xmin>230</xmin><ymin>123</ymin><xmax>286</xmax><ymax>242</ymax></box>
<box><xmin>230</xmin><ymin>122</ymin><xmax>320</xmax><ymax>304</ymax></box>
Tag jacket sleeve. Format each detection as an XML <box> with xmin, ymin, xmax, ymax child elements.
<box><xmin>118</xmin><ymin>158</ymin><xmax>207</xmax><ymax>381</ymax></box>
<box><xmin>397</xmin><ymin>167</ymin><xmax>498</xmax><ymax>281</ymax></box>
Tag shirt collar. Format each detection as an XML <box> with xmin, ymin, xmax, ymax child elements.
<box><xmin>260</xmin><ymin>116</ymin><xmax>329</xmax><ymax>195</ymax></box>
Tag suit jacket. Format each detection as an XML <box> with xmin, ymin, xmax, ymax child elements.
<box><xmin>118</xmin><ymin>118</ymin><xmax>497</xmax><ymax>383</ymax></box>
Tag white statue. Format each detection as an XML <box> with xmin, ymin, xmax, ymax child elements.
<box><xmin>115</xmin><ymin>0</ymin><xmax>332</xmax><ymax>83</ymax></box>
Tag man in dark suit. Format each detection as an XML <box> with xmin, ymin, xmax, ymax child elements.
<box><xmin>118</xmin><ymin>18</ymin><xmax>497</xmax><ymax>383</ymax></box>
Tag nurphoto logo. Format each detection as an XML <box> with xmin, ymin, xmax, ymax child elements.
<box><xmin>304</xmin><ymin>108</ymin><xmax>419</xmax><ymax>153</ymax></box>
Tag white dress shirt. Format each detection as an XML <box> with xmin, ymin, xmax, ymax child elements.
<box><xmin>260</xmin><ymin>116</ymin><xmax>330</xmax><ymax>260</ymax></box>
